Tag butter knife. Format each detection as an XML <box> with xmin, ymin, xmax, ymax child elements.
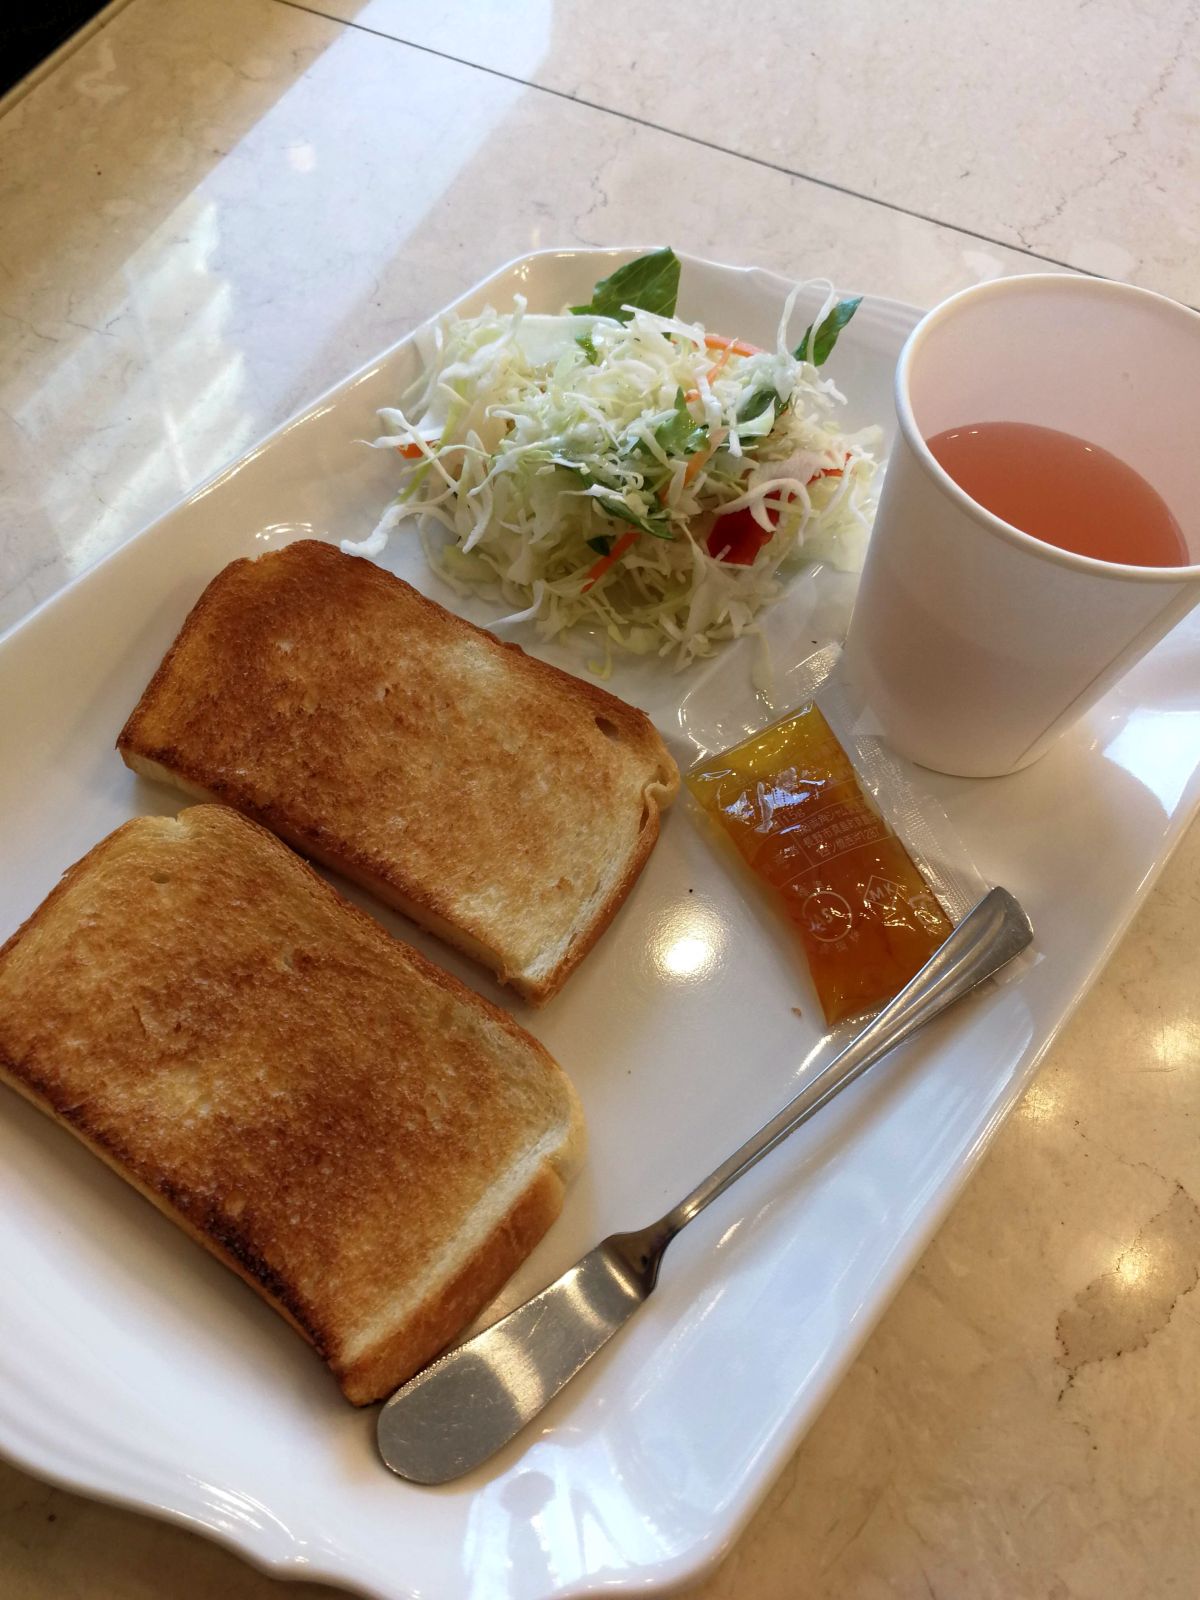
<box><xmin>378</xmin><ymin>885</ymin><xmax>1032</xmax><ymax>1484</ymax></box>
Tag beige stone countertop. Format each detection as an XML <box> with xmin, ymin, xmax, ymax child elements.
<box><xmin>1</xmin><ymin>2</ymin><xmax>1198</xmax><ymax>1597</ymax></box>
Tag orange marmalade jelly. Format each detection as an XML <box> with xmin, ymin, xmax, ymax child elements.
<box><xmin>687</xmin><ymin>703</ymin><xmax>952</xmax><ymax>1026</ymax></box>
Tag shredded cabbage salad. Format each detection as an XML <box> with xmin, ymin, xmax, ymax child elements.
<box><xmin>346</xmin><ymin>249</ymin><xmax>880</xmax><ymax>671</ymax></box>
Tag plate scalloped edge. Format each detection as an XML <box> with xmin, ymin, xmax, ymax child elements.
<box><xmin>3</xmin><ymin>248</ymin><xmax>1198</xmax><ymax>1600</ymax></box>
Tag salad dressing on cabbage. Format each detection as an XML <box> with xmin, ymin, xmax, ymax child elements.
<box><xmin>349</xmin><ymin>249</ymin><xmax>878</xmax><ymax>670</ymax></box>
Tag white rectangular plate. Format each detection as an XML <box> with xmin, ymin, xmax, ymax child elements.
<box><xmin>1</xmin><ymin>251</ymin><xmax>1197</xmax><ymax>1600</ymax></box>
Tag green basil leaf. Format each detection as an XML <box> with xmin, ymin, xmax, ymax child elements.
<box><xmin>651</xmin><ymin>387</ymin><xmax>708</xmax><ymax>456</ymax></box>
<box><xmin>737</xmin><ymin>385</ymin><xmax>783</xmax><ymax>424</ymax></box>
<box><xmin>570</xmin><ymin>248</ymin><xmax>681</xmax><ymax>323</ymax></box>
<box><xmin>793</xmin><ymin>295</ymin><xmax>862</xmax><ymax>366</ymax></box>
<box><xmin>558</xmin><ymin>460</ymin><xmax>674</xmax><ymax>539</ymax></box>
<box><xmin>598</xmin><ymin>496</ymin><xmax>673</xmax><ymax>539</ymax></box>
<box><xmin>625</xmin><ymin>390</ymin><xmax>706</xmax><ymax>462</ymax></box>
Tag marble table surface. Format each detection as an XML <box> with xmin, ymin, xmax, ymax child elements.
<box><xmin>2</xmin><ymin>2</ymin><xmax>1198</xmax><ymax>1595</ymax></box>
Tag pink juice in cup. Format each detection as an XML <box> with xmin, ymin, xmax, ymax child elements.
<box><xmin>925</xmin><ymin>420</ymin><xmax>1188</xmax><ymax>569</ymax></box>
<box><xmin>841</xmin><ymin>274</ymin><xmax>1200</xmax><ymax>778</ymax></box>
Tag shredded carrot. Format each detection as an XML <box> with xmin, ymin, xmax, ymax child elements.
<box><xmin>703</xmin><ymin>334</ymin><xmax>763</xmax><ymax>357</ymax></box>
<box><xmin>395</xmin><ymin>441</ymin><xmax>425</xmax><ymax>459</ymax></box>
<box><xmin>582</xmin><ymin>529</ymin><xmax>639</xmax><ymax>592</ymax></box>
<box><xmin>705</xmin><ymin>344</ymin><xmax>736</xmax><ymax>389</ymax></box>
<box><xmin>660</xmin><ymin>439</ymin><xmax>720</xmax><ymax>509</ymax></box>
<box><xmin>682</xmin><ymin>338</ymin><xmax>759</xmax><ymax>404</ymax></box>
<box><xmin>807</xmin><ymin>451</ymin><xmax>852</xmax><ymax>483</ymax></box>
<box><xmin>682</xmin><ymin>441</ymin><xmax>718</xmax><ymax>490</ymax></box>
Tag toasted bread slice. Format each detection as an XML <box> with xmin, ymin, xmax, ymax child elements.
<box><xmin>0</xmin><ymin>805</ymin><xmax>583</xmax><ymax>1404</ymax></box>
<box><xmin>117</xmin><ymin>541</ymin><xmax>679</xmax><ymax>1004</ymax></box>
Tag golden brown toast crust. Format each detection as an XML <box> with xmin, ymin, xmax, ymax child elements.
<box><xmin>117</xmin><ymin>541</ymin><xmax>680</xmax><ymax>1002</ymax></box>
<box><xmin>0</xmin><ymin>806</ymin><xmax>583</xmax><ymax>1403</ymax></box>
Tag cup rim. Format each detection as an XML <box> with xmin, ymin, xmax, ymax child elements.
<box><xmin>895</xmin><ymin>273</ymin><xmax>1200</xmax><ymax>582</ymax></box>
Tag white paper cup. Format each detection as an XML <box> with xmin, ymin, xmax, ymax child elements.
<box><xmin>841</xmin><ymin>275</ymin><xmax>1200</xmax><ymax>777</ymax></box>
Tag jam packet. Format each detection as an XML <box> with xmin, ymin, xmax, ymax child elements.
<box><xmin>688</xmin><ymin>702</ymin><xmax>956</xmax><ymax>1026</ymax></box>
<box><xmin>681</xmin><ymin>643</ymin><xmax>991</xmax><ymax>1029</ymax></box>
